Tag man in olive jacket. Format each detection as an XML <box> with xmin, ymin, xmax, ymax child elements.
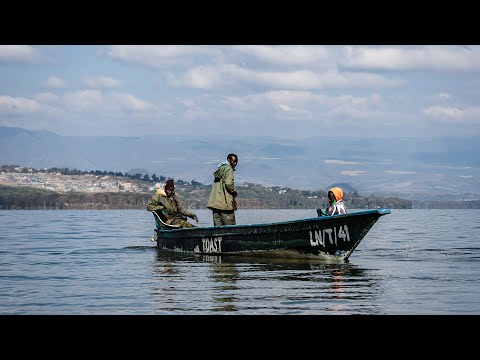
<box><xmin>147</xmin><ymin>179</ymin><xmax>199</xmax><ymax>228</ymax></box>
<box><xmin>207</xmin><ymin>154</ymin><xmax>239</xmax><ymax>226</ymax></box>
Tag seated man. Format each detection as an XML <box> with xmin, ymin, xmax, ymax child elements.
<box><xmin>147</xmin><ymin>179</ymin><xmax>199</xmax><ymax>228</ymax></box>
<box><xmin>317</xmin><ymin>187</ymin><xmax>347</xmax><ymax>216</ymax></box>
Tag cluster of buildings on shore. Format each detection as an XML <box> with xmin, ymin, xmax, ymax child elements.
<box><xmin>0</xmin><ymin>171</ymin><xmax>146</xmax><ymax>193</ymax></box>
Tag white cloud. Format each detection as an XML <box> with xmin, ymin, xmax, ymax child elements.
<box><xmin>434</xmin><ymin>92</ymin><xmax>454</xmax><ymax>101</ymax></box>
<box><xmin>182</xmin><ymin>65</ymin><xmax>227</xmax><ymax>89</ymax></box>
<box><xmin>100</xmin><ymin>45</ymin><xmax>220</xmax><ymax>68</ymax></box>
<box><xmin>0</xmin><ymin>45</ymin><xmax>45</xmax><ymax>64</ymax></box>
<box><xmin>44</xmin><ymin>76</ymin><xmax>67</xmax><ymax>89</ymax></box>
<box><xmin>0</xmin><ymin>89</ymin><xmax>161</xmax><ymax>120</ymax></box>
<box><xmin>83</xmin><ymin>76</ymin><xmax>120</xmax><ymax>88</ymax></box>
<box><xmin>111</xmin><ymin>92</ymin><xmax>157</xmax><ymax>112</ymax></box>
<box><xmin>277</xmin><ymin>104</ymin><xmax>312</xmax><ymax>118</ymax></box>
<box><xmin>33</xmin><ymin>92</ymin><xmax>59</xmax><ymax>103</ymax></box>
<box><xmin>2</xmin><ymin>45</ymin><xmax>480</xmax><ymax>138</ymax></box>
<box><xmin>178</xmin><ymin>64</ymin><xmax>402</xmax><ymax>91</ymax></box>
<box><xmin>255</xmin><ymin>90</ymin><xmax>317</xmax><ymax>106</ymax></box>
<box><xmin>327</xmin><ymin>95</ymin><xmax>369</xmax><ymax>117</ymax></box>
<box><xmin>62</xmin><ymin>90</ymin><xmax>103</xmax><ymax>111</ymax></box>
<box><xmin>423</xmin><ymin>106</ymin><xmax>464</xmax><ymax>120</ymax></box>
<box><xmin>0</xmin><ymin>95</ymin><xmax>42</xmax><ymax>114</ymax></box>
<box><xmin>221</xmin><ymin>90</ymin><xmax>387</xmax><ymax>122</ymax></box>
<box><xmin>385</xmin><ymin>170</ymin><xmax>417</xmax><ymax>174</ymax></box>
<box><xmin>340</xmin><ymin>171</ymin><xmax>366</xmax><ymax>176</ymax></box>
<box><xmin>341</xmin><ymin>45</ymin><xmax>480</xmax><ymax>71</ymax></box>
<box><xmin>325</xmin><ymin>160</ymin><xmax>359</xmax><ymax>165</ymax></box>
<box><xmin>232</xmin><ymin>45</ymin><xmax>331</xmax><ymax>66</ymax></box>
<box><xmin>0</xmin><ymin>94</ymin><xmax>63</xmax><ymax>118</ymax></box>
<box><xmin>59</xmin><ymin>90</ymin><xmax>161</xmax><ymax>116</ymax></box>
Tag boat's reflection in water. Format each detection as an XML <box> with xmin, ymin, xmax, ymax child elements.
<box><xmin>153</xmin><ymin>249</ymin><xmax>383</xmax><ymax>314</ymax></box>
<box><xmin>209</xmin><ymin>260</ymin><xmax>239</xmax><ymax>312</ymax></box>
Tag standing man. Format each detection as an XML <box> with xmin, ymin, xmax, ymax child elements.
<box><xmin>207</xmin><ymin>153</ymin><xmax>239</xmax><ymax>226</ymax></box>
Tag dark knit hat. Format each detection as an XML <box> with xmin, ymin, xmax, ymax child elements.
<box><xmin>165</xmin><ymin>179</ymin><xmax>174</xmax><ymax>190</ymax></box>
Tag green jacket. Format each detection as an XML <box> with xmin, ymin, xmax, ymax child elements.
<box><xmin>147</xmin><ymin>193</ymin><xmax>197</xmax><ymax>224</ymax></box>
<box><xmin>207</xmin><ymin>163</ymin><xmax>237</xmax><ymax>211</ymax></box>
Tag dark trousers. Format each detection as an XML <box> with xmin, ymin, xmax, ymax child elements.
<box><xmin>212</xmin><ymin>209</ymin><xmax>236</xmax><ymax>226</ymax></box>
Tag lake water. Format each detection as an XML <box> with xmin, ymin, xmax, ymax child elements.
<box><xmin>0</xmin><ymin>209</ymin><xmax>479</xmax><ymax>315</ymax></box>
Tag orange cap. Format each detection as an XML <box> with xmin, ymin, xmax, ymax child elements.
<box><xmin>329</xmin><ymin>187</ymin><xmax>343</xmax><ymax>201</ymax></box>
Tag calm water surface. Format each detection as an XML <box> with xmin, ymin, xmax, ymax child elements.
<box><xmin>1</xmin><ymin>209</ymin><xmax>479</xmax><ymax>314</ymax></box>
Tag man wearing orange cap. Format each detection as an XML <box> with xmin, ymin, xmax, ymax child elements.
<box><xmin>317</xmin><ymin>187</ymin><xmax>347</xmax><ymax>216</ymax></box>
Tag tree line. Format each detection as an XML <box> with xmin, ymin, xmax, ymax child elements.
<box><xmin>0</xmin><ymin>181</ymin><xmax>413</xmax><ymax>210</ymax></box>
<box><xmin>8</xmin><ymin>164</ymin><xmax>478</xmax><ymax>210</ymax></box>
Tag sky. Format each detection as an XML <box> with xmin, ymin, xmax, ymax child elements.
<box><xmin>1</xmin><ymin>45</ymin><xmax>480</xmax><ymax>139</ymax></box>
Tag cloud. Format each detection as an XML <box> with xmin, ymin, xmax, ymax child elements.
<box><xmin>341</xmin><ymin>46</ymin><xmax>480</xmax><ymax>71</ymax></box>
<box><xmin>100</xmin><ymin>45</ymin><xmax>480</xmax><ymax>74</ymax></box>
<box><xmin>176</xmin><ymin>64</ymin><xmax>402</xmax><ymax>91</ymax></box>
<box><xmin>101</xmin><ymin>45</ymin><xmax>332</xmax><ymax>71</ymax></box>
<box><xmin>0</xmin><ymin>45</ymin><xmax>45</xmax><ymax>64</ymax></box>
<box><xmin>2</xmin><ymin>45</ymin><xmax>480</xmax><ymax>139</ymax></box>
<box><xmin>423</xmin><ymin>106</ymin><xmax>464</xmax><ymax>120</ymax></box>
<box><xmin>111</xmin><ymin>92</ymin><xmax>157</xmax><ymax>112</ymax></box>
<box><xmin>0</xmin><ymin>88</ymin><xmax>161</xmax><ymax>121</ymax></box>
<box><xmin>99</xmin><ymin>45</ymin><xmax>220</xmax><ymax>68</ymax></box>
<box><xmin>62</xmin><ymin>90</ymin><xmax>103</xmax><ymax>111</ymax></box>
<box><xmin>420</xmin><ymin>104</ymin><xmax>480</xmax><ymax>134</ymax></box>
<box><xmin>58</xmin><ymin>89</ymin><xmax>160</xmax><ymax>116</ymax></box>
<box><xmin>0</xmin><ymin>94</ymin><xmax>65</xmax><ymax>118</ymax></box>
<box><xmin>224</xmin><ymin>91</ymin><xmax>316</xmax><ymax>112</ymax></box>
<box><xmin>277</xmin><ymin>104</ymin><xmax>312</xmax><ymax>118</ymax></box>
<box><xmin>232</xmin><ymin>45</ymin><xmax>331</xmax><ymax>66</ymax></box>
<box><xmin>434</xmin><ymin>92</ymin><xmax>454</xmax><ymax>101</ymax></box>
<box><xmin>215</xmin><ymin>90</ymin><xmax>390</xmax><ymax>124</ymax></box>
<box><xmin>83</xmin><ymin>76</ymin><xmax>120</xmax><ymax>88</ymax></box>
<box><xmin>181</xmin><ymin>65</ymin><xmax>228</xmax><ymax>89</ymax></box>
<box><xmin>43</xmin><ymin>76</ymin><xmax>67</xmax><ymax>89</ymax></box>
<box><xmin>0</xmin><ymin>95</ymin><xmax>42</xmax><ymax>114</ymax></box>
<box><xmin>385</xmin><ymin>170</ymin><xmax>417</xmax><ymax>174</ymax></box>
<box><xmin>33</xmin><ymin>92</ymin><xmax>59</xmax><ymax>103</ymax></box>
<box><xmin>325</xmin><ymin>160</ymin><xmax>360</xmax><ymax>165</ymax></box>
<box><xmin>340</xmin><ymin>171</ymin><xmax>366</xmax><ymax>176</ymax></box>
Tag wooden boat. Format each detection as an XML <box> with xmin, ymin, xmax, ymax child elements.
<box><xmin>151</xmin><ymin>209</ymin><xmax>391</xmax><ymax>261</ymax></box>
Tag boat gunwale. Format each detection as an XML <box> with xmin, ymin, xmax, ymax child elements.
<box><xmin>156</xmin><ymin>208</ymin><xmax>391</xmax><ymax>234</ymax></box>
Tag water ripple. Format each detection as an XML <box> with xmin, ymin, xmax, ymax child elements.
<box><xmin>1</xmin><ymin>209</ymin><xmax>480</xmax><ymax>314</ymax></box>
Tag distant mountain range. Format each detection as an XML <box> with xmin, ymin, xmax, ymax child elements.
<box><xmin>1</xmin><ymin>126</ymin><xmax>479</xmax><ymax>201</ymax></box>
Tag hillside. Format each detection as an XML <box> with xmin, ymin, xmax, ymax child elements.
<box><xmin>0</xmin><ymin>181</ymin><xmax>413</xmax><ymax>210</ymax></box>
<box><xmin>1</xmin><ymin>126</ymin><xmax>480</xmax><ymax>201</ymax></box>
